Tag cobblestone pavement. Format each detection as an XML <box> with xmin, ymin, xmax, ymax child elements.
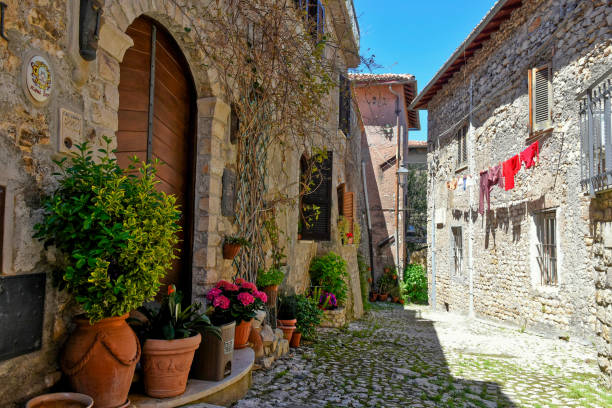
<box><xmin>232</xmin><ymin>303</ymin><xmax>611</xmax><ymax>408</ymax></box>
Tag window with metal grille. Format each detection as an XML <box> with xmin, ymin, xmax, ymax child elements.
<box><xmin>535</xmin><ymin>210</ymin><xmax>557</xmax><ymax>286</ymax></box>
<box><xmin>456</xmin><ymin>125</ymin><xmax>467</xmax><ymax>168</ymax></box>
<box><xmin>380</xmin><ymin>155</ymin><xmax>397</xmax><ymax>171</ymax></box>
<box><xmin>529</xmin><ymin>65</ymin><xmax>553</xmax><ymax>133</ymax></box>
<box><xmin>300</xmin><ymin>151</ymin><xmax>333</xmax><ymax>241</ymax></box>
<box><xmin>579</xmin><ymin>71</ymin><xmax>611</xmax><ymax>194</ymax></box>
<box><xmin>339</xmin><ymin>73</ymin><xmax>351</xmax><ymax>137</ymax></box>
<box><xmin>293</xmin><ymin>0</ymin><xmax>325</xmax><ymax>41</ymax></box>
<box><xmin>451</xmin><ymin>227</ymin><xmax>463</xmax><ymax>275</ymax></box>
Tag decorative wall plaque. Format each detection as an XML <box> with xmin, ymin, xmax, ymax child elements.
<box><xmin>26</xmin><ymin>55</ymin><xmax>52</xmax><ymax>103</ymax></box>
<box><xmin>59</xmin><ymin>108</ymin><xmax>83</xmax><ymax>153</ymax></box>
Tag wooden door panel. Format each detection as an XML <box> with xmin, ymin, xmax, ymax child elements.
<box><xmin>118</xmin><ymin>15</ymin><xmax>195</xmax><ymax>300</ymax></box>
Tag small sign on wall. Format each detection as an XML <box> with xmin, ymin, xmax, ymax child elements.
<box><xmin>26</xmin><ymin>55</ymin><xmax>52</xmax><ymax>103</ymax></box>
<box><xmin>59</xmin><ymin>108</ymin><xmax>83</xmax><ymax>153</ymax></box>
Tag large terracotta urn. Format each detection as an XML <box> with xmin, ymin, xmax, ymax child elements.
<box><xmin>142</xmin><ymin>333</ymin><xmax>201</xmax><ymax>398</ymax></box>
<box><xmin>234</xmin><ymin>319</ymin><xmax>252</xmax><ymax>349</ymax></box>
<box><xmin>60</xmin><ymin>314</ymin><xmax>140</xmax><ymax>408</ymax></box>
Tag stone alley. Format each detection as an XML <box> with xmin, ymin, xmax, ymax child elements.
<box><xmin>231</xmin><ymin>304</ymin><xmax>608</xmax><ymax>408</ymax></box>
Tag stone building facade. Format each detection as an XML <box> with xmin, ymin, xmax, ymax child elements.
<box><xmin>0</xmin><ymin>0</ymin><xmax>364</xmax><ymax>405</ymax></box>
<box><xmin>410</xmin><ymin>0</ymin><xmax>611</xmax><ymax>383</ymax></box>
<box><xmin>351</xmin><ymin>74</ymin><xmax>422</xmax><ymax>279</ymax></box>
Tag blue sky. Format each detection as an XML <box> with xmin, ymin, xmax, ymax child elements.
<box><xmin>352</xmin><ymin>0</ymin><xmax>496</xmax><ymax>141</ymax></box>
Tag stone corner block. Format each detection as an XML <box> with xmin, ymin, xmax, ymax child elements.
<box><xmin>197</xmin><ymin>97</ymin><xmax>231</xmax><ymax>124</ymax></box>
<box><xmin>98</xmin><ymin>19</ymin><xmax>135</xmax><ymax>63</ymax></box>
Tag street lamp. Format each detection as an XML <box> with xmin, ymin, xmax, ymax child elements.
<box><xmin>396</xmin><ymin>165</ymin><xmax>410</xmax><ymax>186</ymax></box>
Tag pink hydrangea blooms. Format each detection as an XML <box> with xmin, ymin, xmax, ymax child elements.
<box><xmin>213</xmin><ymin>295</ymin><xmax>230</xmax><ymax>310</ymax></box>
<box><xmin>254</xmin><ymin>290</ymin><xmax>268</xmax><ymax>303</ymax></box>
<box><xmin>237</xmin><ymin>292</ymin><xmax>255</xmax><ymax>306</ymax></box>
<box><xmin>241</xmin><ymin>281</ymin><xmax>257</xmax><ymax>292</ymax></box>
<box><xmin>206</xmin><ymin>287</ymin><xmax>222</xmax><ymax>301</ymax></box>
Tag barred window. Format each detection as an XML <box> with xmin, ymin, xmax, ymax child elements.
<box><xmin>451</xmin><ymin>227</ymin><xmax>463</xmax><ymax>275</ymax></box>
<box><xmin>535</xmin><ymin>210</ymin><xmax>557</xmax><ymax>286</ymax></box>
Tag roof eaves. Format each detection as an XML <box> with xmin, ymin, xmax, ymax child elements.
<box><xmin>410</xmin><ymin>0</ymin><xmax>522</xmax><ymax>110</ymax></box>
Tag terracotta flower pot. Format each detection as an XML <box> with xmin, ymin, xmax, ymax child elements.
<box><xmin>399</xmin><ymin>299</ymin><xmax>405</xmax><ymax>305</ymax></box>
<box><xmin>367</xmin><ymin>278</ymin><xmax>373</xmax><ymax>284</ymax></box>
<box><xmin>142</xmin><ymin>333</ymin><xmax>201</xmax><ymax>398</ymax></box>
<box><xmin>249</xmin><ymin>327</ymin><xmax>264</xmax><ymax>358</ymax></box>
<box><xmin>234</xmin><ymin>319</ymin><xmax>252</xmax><ymax>349</ymax></box>
<box><xmin>60</xmin><ymin>314</ymin><xmax>140</xmax><ymax>408</ymax></box>
<box><xmin>298</xmin><ymin>233</ymin><xmax>302</xmax><ymax>240</ymax></box>
<box><xmin>222</xmin><ymin>243</ymin><xmax>241</xmax><ymax>259</ymax></box>
<box><xmin>278</xmin><ymin>325</ymin><xmax>295</xmax><ymax>341</ymax></box>
<box><xmin>277</xmin><ymin>318</ymin><xmax>297</xmax><ymax>327</ymax></box>
<box><xmin>290</xmin><ymin>331</ymin><xmax>302</xmax><ymax>348</ymax></box>
<box><xmin>379</xmin><ymin>294</ymin><xmax>388</xmax><ymax>301</ymax></box>
<box><xmin>192</xmin><ymin>321</ymin><xmax>235</xmax><ymax>381</ymax></box>
<box><xmin>392</xmin><ymin>296</ymin><xmax>399</xmax><ymax>303</ymax></box>
<box><xmin>263</xmin><ymin>285</ymin><xmax>278</xmax><ymax>307</ymax></box>
<box><xmin>370</xmin><ymin>293</ymin><xmax>378</xmax><ymax>302</ymax></box>
<box><xmin>26</xmin><ymin>393</ymin><xmax>94</xmax><ymax>408</ymax></box>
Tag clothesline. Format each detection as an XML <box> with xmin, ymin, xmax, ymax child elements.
<box><xmin>446</xmin><ymin>140</ymin><xmax>541</xmax><ymax>215</ymax></box>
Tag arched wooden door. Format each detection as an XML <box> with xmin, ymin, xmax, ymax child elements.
<box><xmin>117</xmin><ymin>16</ymin><xmax>196</xmax><ymax>300</ymax></box>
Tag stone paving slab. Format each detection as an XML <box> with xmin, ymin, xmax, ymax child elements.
<box><xmin>227</xmin><ymin>303</ymin><xmax>611</xmax><ymax>408</ymax></box>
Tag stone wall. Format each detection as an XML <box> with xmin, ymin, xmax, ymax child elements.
<box><xmin>426</xmin><ymin>0</ymin><xmax>610</xmax><ymax>344</ymax></box>
<box><xmin>0</xmin><ymin>0</ymin><xmax>364</xmax><ymax>405</ymax></box>
<box><xmin>590</xmin><ymin>192</ymin><xmax>612</xmax><ymax>388</ymax></box>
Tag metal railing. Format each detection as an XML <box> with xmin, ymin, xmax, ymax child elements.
<box><xmin>579</xmin><ymin>68</ymin><xmax>612</xmax><ymax>195</ymax></box>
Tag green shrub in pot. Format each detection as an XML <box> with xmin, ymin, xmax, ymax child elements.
<box><xmin>309</xmin><ymin>252</ymin><xmax>348</xmax><ymax>306</ymax></box>
<box><xmin>34</xmin><ymin>138</ymin><xmax>181</xmax><ymax>322</ymax></box>
<box><xmin>295</xmin><ymin>294</ymin><xmax>323</xmax><ymax>340</ymax></box>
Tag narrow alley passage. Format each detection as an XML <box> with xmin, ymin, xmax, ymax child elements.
<box><xmin>232</xmin><ymin>305</ymin><xmax>606</xmax><ymax>408</ymax></box>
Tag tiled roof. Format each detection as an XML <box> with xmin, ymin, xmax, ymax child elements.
<box><xmin>349</xmin><ymin>73</ymin><xmax>415</xmax><ymax>83</ymax></box>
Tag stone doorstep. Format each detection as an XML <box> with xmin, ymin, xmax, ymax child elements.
<box><xmin>129</xmin><ymin>348</ymin><xmax>254</xmax><ymax>408</ymax></box>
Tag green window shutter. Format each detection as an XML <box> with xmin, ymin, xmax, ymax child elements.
<box><xmin>532</xmin><ymin>65</ymin><xmax>553</xmax><ymax>132</ymax></box>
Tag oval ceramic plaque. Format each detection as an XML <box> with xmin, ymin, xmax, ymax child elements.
<box><xmin>26</xmin><ymin>55</ymin><xmax>52</xmax><ymax>103</ymax></box>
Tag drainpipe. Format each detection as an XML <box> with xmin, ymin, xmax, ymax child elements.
<box><xmin>389</xmin><ymin>85</ymin><xmax>402</xmax><ymax>275</ymax></box>
<box><xmin>468</xmin><ymin>77</ymin><xmax>475</xmax><ymax>318</ymax></box>
<box><xmin>430</xmin><ymin>151</ymin><xmax>437</xmax><ymax>310</ymax></box>
<box><xmin>362</xmin><ymin>161</ymin><xmax>375</xmax><ymax>280</ymax></box>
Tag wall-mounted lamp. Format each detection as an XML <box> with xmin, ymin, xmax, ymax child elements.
<box><xmin>79</xmin><ymin>0</ymin><xmax>103</xmax><ymax>61</ymax></box>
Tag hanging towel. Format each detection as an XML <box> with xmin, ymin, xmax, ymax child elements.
<box><xmin>478</xmin><ymin>170</ymin><xmax>488</xmax><ymax>215</ymax></box>
<box><xmin>520</xmin><ymin>140</ymin><xmax>540</xmax><ymax>169</ymax></box>
<box><xmin>502</xmin><ymin>155</ymin><xmax>521</xmax><ymax>190</ymax></box>
<box><xmin>447</xmin><ymin>178</ymin><xmax>458</xmax><ymax>190</ymax></box>
<box><xmin>463</xmin><ymin>175</ymin><xmax>467</xmax><ymax>191</ymax></box>
<box><xmin>488</xmin><ymin>164</ymin><xmax>504</xmax><ymax>190</ymax></box>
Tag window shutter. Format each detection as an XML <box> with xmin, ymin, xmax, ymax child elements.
<box><xmin>302</xmin><ymin>151</ymin><xmax>333</xmax><ymax>241</ymax></box>
<box><xmin>343</xmin><ymin>191</ymin><xmax>355</xmax><ymax>235</ymax></box>
<box><xmin>532</xmin><ymin>65</ymin><xmax>553</xmax><ymax>132</ymax></box>
<box><xmin>337</xmin><ymin>184</ymin><xmax>345</xmax><ymax>216</ymax></box>
<box><xmin>339</xmin><ymin>74</ymin><xmax>351</xmax><ymax>137</ymax></box>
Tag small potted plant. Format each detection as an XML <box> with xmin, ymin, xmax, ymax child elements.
<box><xmin>129</xmin><ymin>285</ymin><xmax>220</xmax><ymax>398</ymax></box>
<box><xmin>293</xmin><ymin>294</ymin><xmax>323</xmax><ymax>347</ymax></box>
<box><xmin>390</xmin><ymin>286</ymin><xmax>401</xmax><ymax>303</ymax></box>
<box><xmin>298</xmin><ymin>220</ymin><xmax>303</xmax><ymax>240</ymax></box>
<box><xmin>34</xmin><ymin>139</ymin><xmax>180</xmax><ymax>408</ymax></box>
<box><xmin>207</xmin><ymin>279</ymin><xmax>266</xmax><ymax>349</ymax></box>
<box><xmin>309</xmin><ymin>252</ymin><xmax>349</xmax><ymax>307</ymax></box>
<box><xmin>223</xmin><ymin>235</ymin><xmax>250</xmax><ymax>259</ymax></box>
<box><xmin>277</xmin><ymin>295</ymin><xmax>298</xmax><ymax>340</ymax></box>
<box><xmin>256</xmin><ymin>266</ymin><xmax>285</xmax><ymax>307</ymax></box>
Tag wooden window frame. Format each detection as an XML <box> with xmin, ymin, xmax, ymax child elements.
<box><xmin>300</xmin><ymin>151</ymin><xmax>333</xmax><ymax>241</ymax></box>
<box><xmin>529</xmin><ymin>64</ymin><xmax>553</xmax><ymax>134</ymax></box>
<box><xmin>338</xmin><ymin>73</ymin><xmax>351</xmax><ymax>137</ymax></box>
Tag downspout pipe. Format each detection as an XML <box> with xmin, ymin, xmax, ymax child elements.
<box><xmin>362</xmin><ymin>161</ymin><xmax>375</xmax><ymax>281</ymax></box>
<box><xmin>389</xmin><ymin>85</ymin><xmax>402</xmax><ymax>275</ymax></box>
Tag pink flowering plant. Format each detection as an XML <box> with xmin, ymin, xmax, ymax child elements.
<box><xmin>207</xmin><ymin>278</ymin><xmax>267</xmax><ymax>325</ymax></box>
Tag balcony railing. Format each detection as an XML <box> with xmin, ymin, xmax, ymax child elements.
<box><xmin>579</xmin><ymin>68</ymin><xmax>612</xmax><ymax>195</ymax></box>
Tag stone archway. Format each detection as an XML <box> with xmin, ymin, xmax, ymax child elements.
<box><xmin>95</xmin><ymin>0</ymin><xmax>231</xmax><ymax>302</ymax></box>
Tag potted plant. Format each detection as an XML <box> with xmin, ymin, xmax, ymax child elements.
<box><xmin>298</xmin><ymin>220</ymin><xmax>303</xmax><ymax>240</ymax></box>
<box><xmin>309</xmin><ymin>252</ymin><xmax>349</xmax><ymax>307</ymax></box>
<box><xmin>207</xmin><ymin>279</ymin><xmax>266</xmax><ymax>349</ymax></box>
<box><xmin>34</xmin><ymin>140</ymin><xmax>180</xmax><ymax>408</ymax></box>
<box><xmin>256</xmin><ymin>266</ymin><xmax>285</xmax><ymax>307</ymax></box>
<box><xmin>222</xmin><ymin>235</ymin><xmax>250</xmax><ymax>259</ymax></box>
<box><xmin>277</xmin><ymin>295</ymin><xmax>297</xmax><ymax>340</ymax></box>
<box><xmin>293</xmin><ymin>294</ymin><xmax>323</xmax><ymax>347</ymax></box>
<box><xmin>129</xmin><ymin>285</ymin><xmax>220</xmax><ymax>398</ymax></box>
<box><xmin>390</xmin><ymin>286</ymin><xmax>401</xmax><ymax>303</ymax></box>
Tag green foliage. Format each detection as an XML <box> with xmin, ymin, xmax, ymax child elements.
<box><xmin>309</xmin><ymin>252</ymin><xmax>348</xmax><ymax>306</ymax></box>
<box><xmin>256</xmin><ymin>266</ymin><xmax>285</xmax><ymax>288</ymax></box>
<box><xmin>278</xmin><ymin>295</ymin><xmax>297</xmax><ymax>320</ymax></box>
<box><xmin>129</xmin><ymin>285</ymin><xmax>220</xmax><ymax>341</ymax></box>
<box><xmin>295</xmin><ymin>294</ymin><xmax>323</xmax><ymax>340</ymax></box>
<box><xmin>402</xmin><ymin>264</ymin><xmax>428</xmax><ymax>304</ymax></box>
<box><xmin>337</xmin><ymin>215</ymin><xmax>350</xmax><ymax>244</ymax></box>
<box><xmin>353</xmin><ymin>222</ymin><xmax>361</xmax><ymax>246</ymax></box>
<box><xmin>377</xmin><ymin>267</ymin><xmax>398</xmax><ymax>294</ymax></box>
<box><xmin>33</xmin><ymin>139</ymin><xmax>181</xmax><ymax>323</ymax></box>
<box><xmin>224</xmin><ymin>235</ymin><xmax>252</xmax><ymax>247</ymax></box>
<box><xmin>357</xmin><ymin>253</ymin><xmax>370</xmax><ymax>311</ymax></box>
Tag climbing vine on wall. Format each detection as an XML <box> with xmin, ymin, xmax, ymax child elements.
<box><xmin>172</xmin><ymin>0</ymin><xmax>371</xmax><ymax>281</ymax></box>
